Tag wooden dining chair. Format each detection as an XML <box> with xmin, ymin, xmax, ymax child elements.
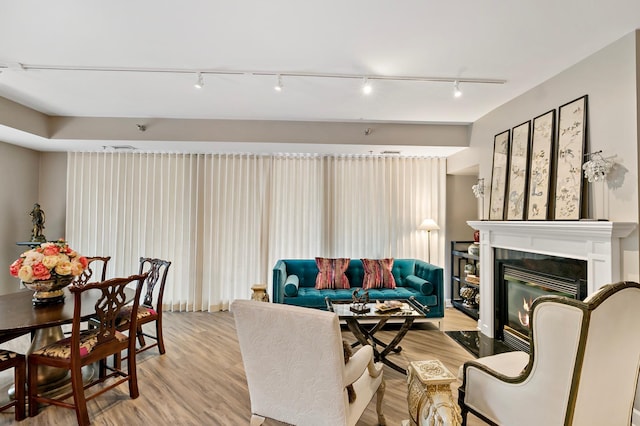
<box><xmin>75</xmin><ymin>256</ymin><xmax>111</xmax><ymax>285</ymax></box>
<box><xmin>116</xmin><ymin>257</ymin><xmax>171</xmax><ymax>355</ymax></box>
<box><xmin>0</xmin><ymin>349</ymin><xmax>25</xmax><ymax>421</ymax></box>
<box><xmin>27</xmin><ymin>273</ymin><xmax>147</xmax><ymax>426</ymax></box>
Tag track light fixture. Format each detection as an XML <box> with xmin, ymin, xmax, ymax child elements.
<box><xmin>362</xmin><ymin>77</ymin><xmax>372</xmax><ymax>95</ymax></box>
<box><xmin>274</xmin><ymin>74</ymin><xmax>283</xmax><ymax>92</ymax></box>
<box><xmin>453</xmin><ymin>80</ymin><xmax>462</xmax><ymax>98</ymax></box>
<box><xmin>0</xmin><ymin>62</ymin><xmax>508</xmax><ymax>93</ymax></box>
<box><xmin>194</xmin><ymin>72</ymin><xmax>204</xmax><ymax>89</ymax></box>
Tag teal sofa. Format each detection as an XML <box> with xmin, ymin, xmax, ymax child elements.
<box><xmin>272</xmin><ymin>258</ymin><xmax>444</xmax><ymax>320</ymax></box>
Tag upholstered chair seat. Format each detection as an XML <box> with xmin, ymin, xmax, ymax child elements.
<box><xmin>116</xmin><ymin>305</ymin><xmax>157</xmax><ymax>324</ymax></box>
<box><xmin>32</xmin><ymin>329</ymin><xmax>128</xmax><ymax>359</ymax></box>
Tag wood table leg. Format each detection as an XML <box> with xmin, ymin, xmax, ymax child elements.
<box><xmin>345</xmin><ymin>317</ymin><xmax>414</xmax><ymax>374</ymax></box>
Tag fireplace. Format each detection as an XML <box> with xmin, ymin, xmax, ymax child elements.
<box><xmin>495</xmin><ymin>250</ymin><xmax>587</xmax><ymax>351</ymax></box>
<box><xmin>467</xmin><ymin>220</ymin><xmax>635</xmax><ymax>339</ymax></box>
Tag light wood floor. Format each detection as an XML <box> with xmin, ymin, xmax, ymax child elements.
<box><xmin>0</xmin><ymin>307</ymin><xmax>486</xmax><ymax>426</ymax></box>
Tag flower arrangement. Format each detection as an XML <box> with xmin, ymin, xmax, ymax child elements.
<box><xmin>582</xmin><ymin>150</ymin><xmax>613</xmax><ymax>183</ymax></box>
<box><xmin>472</xmin><ymin>178</ymin><xmax>485</xmax><ymax>198</ymax></box>
<box><xmin>9</xmin><ymin>240</ymin><xmax>88</xmax><ymax>283</ymax></box>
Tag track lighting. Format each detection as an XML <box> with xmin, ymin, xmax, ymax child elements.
<box><xmin>0</xmin><ymin>62</ymin><xmax>508</xmax><ymax>93</ymax></box>
<box><xmin>362</xmin><ymin>77</ymin><xmax>372</xmax><ymax>95</ymax></box>
<box><xmin>274</xmin><ymin>74</ymin><xmax>283</xmax><ymax>92</ymax></box>
<box><xmin>194</xmin><ymin>72</ymin><xmax>204</xmax><ymax>89</ymax></box>
<box><xmin>453</xmin><ymin>80</ymin><xmax>462</xmax><ymax>98</ymax></box>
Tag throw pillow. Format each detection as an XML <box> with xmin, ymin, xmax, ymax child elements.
<box><xmin>361</xmin><ymin>258</ymin><xmax>396</xmax><ymax>289</ymax></box>
<box><xmin>315</xmin><ymin>257</ymin><xmax>351</xmax><ymax>290</ymax></box>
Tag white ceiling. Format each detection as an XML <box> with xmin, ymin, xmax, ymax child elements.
<box><xmin>1</xmin><ymin>1</ymin><xmax>640</xmax><ymax>154</ymax></box>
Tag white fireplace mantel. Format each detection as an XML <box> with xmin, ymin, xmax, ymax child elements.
<box><xmin>467</xmin><ymin>220</ymin><xmax>636</xmax><ymax>338</ymax></box>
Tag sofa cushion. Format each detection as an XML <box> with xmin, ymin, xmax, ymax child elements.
<box><xmin>284</xmin><ymin>275</ymin><xmax>300</xmax><ymax>297</ymax></box>
<box><xmin>361</xmin><ymin>258</ymin><xmax>396</xmax><ymax>289</ymax></box>
<box><xmin>315</xmin><ymin>257</ymin><xmax>350</xmax><ymax>289</ymax></box>
<box><xmin>405</xmin><ymin>274</ymin><xmax>434</xmax><ymax>295</ymax></box>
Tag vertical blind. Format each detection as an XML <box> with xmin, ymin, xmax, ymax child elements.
<box><xmin>67</xmin><ymin>152</ymin><xmax>446</xmax><ymax>312</ymax></box>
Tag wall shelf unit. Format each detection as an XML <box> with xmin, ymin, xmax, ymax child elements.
<box><xmin>450</xmin><ymin>240</ymin><xmax>480</xmax><ymax>320</ymax></box>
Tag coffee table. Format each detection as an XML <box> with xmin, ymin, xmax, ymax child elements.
<box><xmin>326</xmin><ymin>296</ymin><xmax>430</xmax><ymax>374</ymax></box>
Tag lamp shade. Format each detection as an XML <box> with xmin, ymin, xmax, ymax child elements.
<box><xmin>418</xmin><ymin>218</ymin><xmax>440</xmax><ymax>231</ymax></box>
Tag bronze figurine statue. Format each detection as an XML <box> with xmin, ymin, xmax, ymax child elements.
<box><xmin>30</xmin><ymin>203</ymin><xmax>46</xmax><ymax>243</ymax></box>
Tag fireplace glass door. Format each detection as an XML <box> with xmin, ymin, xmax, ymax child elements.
<box><xmin>505</xmin><ymin>276</ymin><xmax>572</xmax><ymax>340</ymax></box>
<box><xmin>499</xmin><ymin>262</ymin><xmax>586</xmax><ymax>350</ymax></box>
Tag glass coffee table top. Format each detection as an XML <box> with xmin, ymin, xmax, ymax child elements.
<box><xmin>328</xmin><ymin>298</ymin><xmax>429</xmax><ymax>319</ymax></box>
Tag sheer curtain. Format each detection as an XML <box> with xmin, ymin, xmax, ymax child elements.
<box><xmin>67</xmin><ymin>152</ymin><xmax>445</xmax><ymax>311</ymax></box>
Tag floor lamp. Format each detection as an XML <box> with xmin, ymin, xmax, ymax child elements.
<box><xmin>418</xmin><ymin>218</ymin><xmax>440</xmax><ymax>264</ymax></box>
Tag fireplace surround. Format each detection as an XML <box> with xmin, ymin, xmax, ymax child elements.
<box><xmin>467</xmin><ymin>220</ymin><xmax>635</xmax><ymax>338</ymax></box>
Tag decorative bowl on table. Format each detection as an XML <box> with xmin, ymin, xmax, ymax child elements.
<box><xmin>9</xmin><ymin>240</ymin><xmax>88</xmax><ymax>305</ymax></box>
<box><xmin>21</xmin><ymin>276</ymin><xmax>75</xmax><ymax>305</ymax></box>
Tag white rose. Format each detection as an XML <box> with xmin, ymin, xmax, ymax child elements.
<box><xmin>23</xmin><ymin>251</ymin><xmax>44</xmax><ymax>266</ymax></box>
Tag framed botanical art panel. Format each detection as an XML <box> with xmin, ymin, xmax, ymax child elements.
<box><xmin>488</xmin><ymin>130</ymin><xmax>510</xmax><ymax>220</ymax></box>
<box><xmin>554</xmin><ymin>95</ymin><xmax>588</xmax><ymax>220</ymax></box>
<box><xmin>506</xmin><ymin>121</ymin><xmax>531</xmax><ymax>220</ymax></box>
<box><xmin>526</xmin><ymin>110</ymin><xmax>556</xmax><ymax>220</ymax></box>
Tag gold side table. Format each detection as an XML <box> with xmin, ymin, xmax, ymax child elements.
<box><xmin>406</xmin><ymin>359</ymin><xmax>462</xmax><ymax>426</ymax></box>
<box><xmin>251</xmin><ymin>284</ymin><xmax>269</xmax><ymax>302</ymax></box>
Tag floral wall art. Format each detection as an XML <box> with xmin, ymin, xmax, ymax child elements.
<box><xmin>526</xmin><ymin>110</ymin><xmax>555</xmax><ymax>220</ymax></box>
<box><xmin>506</xmin><ymin>121</ymin><xmax>531</xmax><ymax>220</ymax></box>
<box><xmin>488</xmin><ymin>130</ymin><xmax>510</xmax><ymax>220</ymax></box>
<box><xmin>554</xmin><ymin>95</ymin><xmax>587</xmax><ymax>220</ymax></box>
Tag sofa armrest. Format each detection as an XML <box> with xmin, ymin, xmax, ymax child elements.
<box><xmin>272</xmin><ymin>260</ymin><xmax>288</xmax><ymax>303</ymax></box>
<box><xmin>405</xmin><ymin>274</ymin><xmax>434</xmax><ymax>295</ymax></box>
<box><xmin>283</xmin><ymin>275</ymin><xmax>299</xmax><ymax>297</ymax></box>
<box><xmin>413</xmin><ymin>259</ymin><xmax>444</xmax><ymax>315</ymax></box>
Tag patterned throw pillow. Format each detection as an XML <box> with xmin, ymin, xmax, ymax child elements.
<box><xmin>361</xmin><ymin>258</ymin><xmax>396</xmax><ymax>289</ymax></box>
<box><xmin>315</xmin><ymin>257</ymin><xmax>351</xmax><ymax>289</ymax></box>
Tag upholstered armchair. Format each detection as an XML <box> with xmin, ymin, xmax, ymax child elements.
<box><xmin>459</xmin><ymin>281</ymin><xmax>640</xmax><ymax>426</ymax></box>
<box><xmin>232</xmin><ymin>299</ymin><xmax>386</xmax><ymax>426</ymax></box>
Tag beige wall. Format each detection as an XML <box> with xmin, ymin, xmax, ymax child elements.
<box><xmin>449</xmin><ymin>30</ymin><xmax>640</xmax><ymax>282</ymax></box>
<box><xmin>445</xmin><ymin>174</ymin><xmax>478</xmax><ymax>303</ymax></box>
<box><xmin>0</xmin><ymin>142</ymin><xmax>41</xmax><ymax>294</ymax></box>
<box><xmin>38</xmin><ymin>152</ymin><xmax>67</xmax><ymax>240</ymax></box>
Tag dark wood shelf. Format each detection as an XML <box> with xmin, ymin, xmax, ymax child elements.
<box><xmin>452</xmin><ymin>300</ymin><xmax>479</xmax><ymax>320</ymax></box>
<box><xmin>451</xmin><ymin>240</ymin><xmax>480</xmax><ymax>321</ymax></box>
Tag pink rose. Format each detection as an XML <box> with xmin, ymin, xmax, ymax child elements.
<box><xmin>9</xmin><ymin>258</ymin><xmax>23</xmax><ymax>277</ymax></box>
<box><xmin>42</xmin><ymin>245</ymin><xmax>60</xmax><ymax>256</ymax></box>
<box><xmin>31</xmin><ymin>262</ymin><xmax>52</xmax><ymax>281</ymax></box>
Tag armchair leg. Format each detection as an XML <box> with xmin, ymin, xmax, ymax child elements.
<box><xmin>27</xmin><ymin>360</ymin><xmax>39</xmax><ymax>418</ymax></box>
<box><xmin>14</xmin><ymin>356</ymin><xmax>25</xmax><ymax>421</ymax></box>
<box><xmin>156</xmin><ymin>317</ymin><xmax>166</xmax><ymax>354</ymax></box>
<box><xmin>458</xmin><ymin>390</ymin><xmax>468</xmax><ymax>426</ymax></box>
<box><xmin>250</xmin><ymin>414</ymin><xmax>265</xmax><ymax>425</ymax></box>
<box><xmin>376</xmin><ymin>378</ymin><xmax>386</xmax><ymax>425</ymax></box>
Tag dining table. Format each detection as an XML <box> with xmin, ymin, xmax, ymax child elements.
<box><xmin>0</xmin><ymin>285</ymin><xmax>134</xmax><ymax>396</ymax></box>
